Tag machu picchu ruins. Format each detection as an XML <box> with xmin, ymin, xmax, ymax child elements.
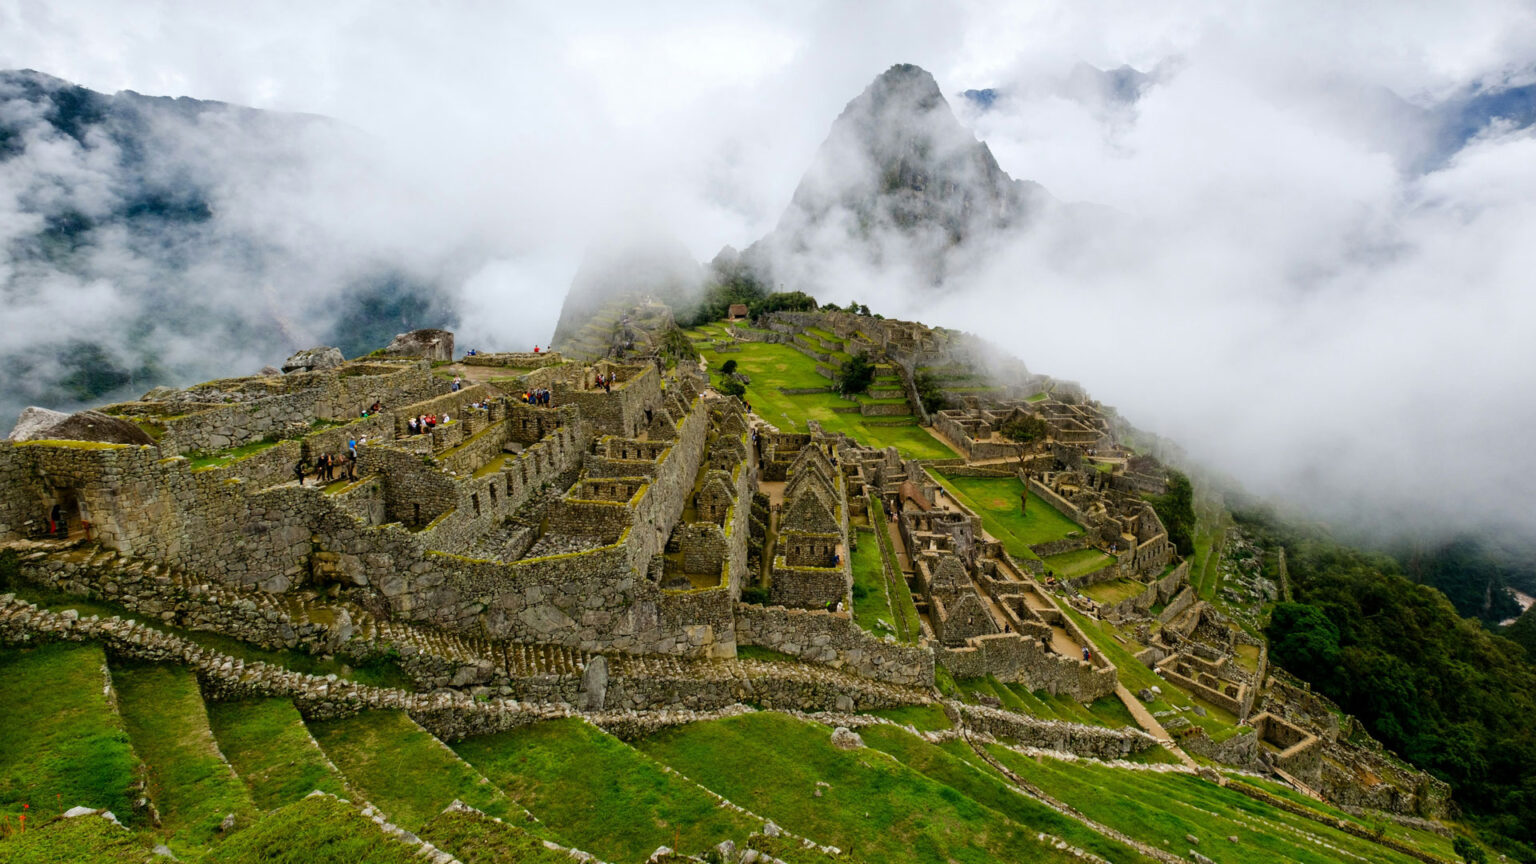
<box><xmin>4</xmin><ymin>32</ymin><xmax>1529</xmax><ymax>863</ymax></box>
<box><xmin>0</xmin><ymin>305</ymin><xmax>1466</xmax><ymax>863</ymax></box>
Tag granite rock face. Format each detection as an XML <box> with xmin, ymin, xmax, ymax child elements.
<box><xmin>8</xmin><ymin>408</ymin><xmax>154</xmax><ymax>445</ymax></box>
<box><xmin>282</xmin><ymin>346</ymin><xmax>345</xmax><ymax>373</ymax></box>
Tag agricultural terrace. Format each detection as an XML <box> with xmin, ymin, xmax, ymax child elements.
<box><xmin>685</xmin><ymin>324</ymin><xmax>957</xmax><ymax>460</ymax></box>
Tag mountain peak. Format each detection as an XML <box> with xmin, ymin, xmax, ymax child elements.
<box><xmin>742</xmin><ymin>63</ymin><xmax>1047</xmax><ymax>291</ymax></box>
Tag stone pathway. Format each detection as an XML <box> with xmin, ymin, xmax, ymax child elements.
<box><xmin>1113</xmin><ymin>683</ymin><xmax>1198</xmax><ymax>770</ymax></box>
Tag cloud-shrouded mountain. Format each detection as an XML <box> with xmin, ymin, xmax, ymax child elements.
<box><xmin>739</xmin><ymin>63</ymin><xmax>1054</xmax><ymax>293</ymax></box>
<box><xmin>0</xmin><ymin>70</ymin><xmax>456</xmax><ymax>422</ymax></box>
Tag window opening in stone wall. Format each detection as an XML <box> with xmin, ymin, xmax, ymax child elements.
<box><xmin>489</xmin><ymin>485</ymin><xmax>497</xmax><ymax>505</ymax></box>
<box><xmin>472</xmin><ymin>493</ymin><xmax>481</xmax><ymax>516</ymax></box>
<box><xmin>413</xmin><ymin>502</ymin><xmax>421</xmax><ymax>525</ymax></box>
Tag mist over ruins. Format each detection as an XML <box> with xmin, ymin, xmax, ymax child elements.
<box><xmin>3</xmin><ymin>6</ymin><xmax>1536</xmax><ymax>864</ymax></box>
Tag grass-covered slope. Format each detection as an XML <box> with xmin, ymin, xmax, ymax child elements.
<box><xmin>200</xmin><ymin>794</ymin><xmax>424</xmax><ymax>864</ymax></box>
<box><xmin>420</xmin><ymin>806</ymin><xmax>578</xmax><ymax>864</ymax></box>
<box><xmin>207</xmin><ymin>699</ymin><xmax>352</xmax><ymax>810</ymax></box>
<box><xmin>0</xmin><ymin>643</ymin><xmax>141</xmax><ymax>824</ymax></box>
<box><xmin>635</xmin><ymin>711</ymin><xmax>1083</xmax><ymax>864</ymax></box>
<box><xmin>451</xmin><ymin>717</ymin><xmax>760</xmax><ymax>862</ymax></box>
<box><xmin>857</xmin><ymin>724</ymin><xmax>1155</xmax><ymax>864</ymax></box>
<box><xmin>306</xmin><ymin>709</ymin><xmax>518</xmax><ymax>834</ymax></box>
<box><xmin>988</xmin><ymin>746</ymin><xmax>1437</xmax><ymax>864</ymax></box>
<box><xmin>110</xmin><ymin>663</ymin><xmax>258</xmax><ymax>849</ymax></box>
<box><xmin>0</xmin><ymin>811</ymin><xmax>157</xmax><ymax>863</ymax></box>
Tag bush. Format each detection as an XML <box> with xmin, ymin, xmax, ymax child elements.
<box><xmin>1455</xmin><ymin>836</ymin><xmax>1488</xmax><ymax>863</ymax></box>
<box><xmin>739</xmin><ymin>586</ymin><xmax>769</xmax><ymax>605</ymax></box>
<box><xmin>719</xmin><ymin>379</ymin><xmax>746</xmax><ymax>397</ymax></box>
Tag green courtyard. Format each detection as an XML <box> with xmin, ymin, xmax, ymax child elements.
<box><xmin>928</xmin><ymin>471</ymin><xmax>1083</xmax><ymax>559</ymax></box>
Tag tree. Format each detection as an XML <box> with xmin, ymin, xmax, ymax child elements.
<box><xmin>838</xmin><ymin>351</ymin><xmax>876</xmax><ymax>395</ymax></box>
<box><xmin>752</xmin><ymin>290</ymin><xmax>818</xmax><ymax>316</ymax></box>
<box><xmin>720</xmin><ymin>359</ymin><xmax>738</xmax><ymax>375</ymax></box>
<box><xmin>913</xmin><ymin>368</ymin><xmax>948</xmax><ymax>413</ymax></box>
<box><xmin>1266</xmin><ymin>602</ymin><xmax>1342</xmax><ymax>676</ymax></box>
<box><xmin>999</xmin><ymin>415</ymin><xmax>1049</xmax><ymax>444</ymax></box>
<box><xmin>718</xmin><ymin>379</ymin><xmax>745</xmax><ymax>397</ymax></box>
<box><xmin>1147</xmin><ymin>470</ymin><xmax>1196</xmax><ymax>556</ymax></box>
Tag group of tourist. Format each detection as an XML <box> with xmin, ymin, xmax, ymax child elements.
<box><xmin>406</xmin><ymin>413</ymin><xmax>449</xmax><ymax>435</ymax></box>
<box><xmin>594</xmin><ymin>372</ymin><xmax>614</xmax><ymax>393</ymax></box>
<box><xmin>450</xmin><ymin>375</ymin><xmax>462</xmax><ymax>392</ymax></box>
<box><xmin>523</xmin><ymin>388</ymin><xmax>552</xmax><ymax>406</ymax></box>
<box><xmin>293</xmin><ymin>451</ymin><xmax>356</xmax><ymax>486</ymax></box>
<box><xmin>359</xmin><ymin>400</ymin><xmax>384</xmax><ymax>419</ymax></box>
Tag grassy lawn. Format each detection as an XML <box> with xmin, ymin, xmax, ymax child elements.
<box><xmin>420</xmin><ymin>807</ymin><xmax>576</xmax><ymax>864</ymax></box>
<box><xmin>987</xmin><ymin>749</ymin><xmax>1434</xmax><ymax>864</ymax></box>
<box><xmin>1080</xmin><ymin>577</ymin><xmax>1146</xmax><ymax>605</ymax></box>
<box><xmin>201</xmin><ymin>794</ymin><xmax>422</xmax><ymax>864</ymax></box>
<box><xmin>851</xmin><ymin>528</ymin><xmax>896</xmax><ymax>638</ymax></box>
<box><xmin>868</xmin><ymin>497</ymin><xmax>922</xmax><ymax>643</ymax></box>
<box><xmin>688</xmin><ymin>331</ymin><xmax>955</xmax><ymax>460</ymax></box>
<box><xmin>111</xmin><ymin>663</ymin><xmax>258</xmax><ymax>851</ymax></box>
<box><xmin>207</xmin><ymin>699</ymin><xmax>352</xmax><ymax>810</ymax></box>
<box><xmin>308</xmin><ymin>711</ymin><xmax>518</xmax><ymax>833</ymax></box>
<box><xmin>1046</xmin><ymin>548</ymin><xmax>1117</xmax><ymax>579</ymax></box>
<box><xmin>636</xmin><ymin>711</ymin><xmax>1082</xmax><ymax>864</ymax></box>
<box><xmin>0</xmin><ymin>643</ymin><xmax>140</xmax><ymax>824</ymax></box>
<box><xmin>858</xmin><ymin>726</ymin><xmax>1155</xmax><ymax>864</ymax></box>
<box><xmin>452</xmin><ymin>717</ymin><xmax>758</xmax><ymax>862</ymax></box>
<box><xmin>929</xmin><ymin>471</ymin><xmax>1082</xmax><ymax>559</ymax></box>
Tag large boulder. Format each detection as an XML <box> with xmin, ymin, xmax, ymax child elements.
<box><xmin>9</xmin><ymin>409</ymin><xmax>155</xmax><ymax>445</ymax></box>
<box><xmin>7</xmin><ymin>406</ymin><xmax>69</xmax><ymax>441</ymax></box>
<box><xmin>381</xmin><ymin>328</ymin><xmax>454</xmax><ymax>362</ymax></box>
<box><xmin>282</xmin><ymin>346</ymin><xmax>344</xmax><ymax>374</ymax></box>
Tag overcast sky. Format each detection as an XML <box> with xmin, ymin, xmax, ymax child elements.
<box><xmin>4</xmin><ymin>0</ymin><xmax>1536</xmax><ymax>540</ymax></box>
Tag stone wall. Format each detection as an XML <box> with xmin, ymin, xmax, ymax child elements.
<box><xmin>552</xmin><ymin>365</ymin><xmax>662</xmax><ymax>438</ymax></box>
<box><xmin>158</xmin><ymin>362</ymin><xmax>447</xmax><ymax>456</ymax></box>
<box><xmin>955</xmin><ymin>703</ymin><xmax>1159</xmax><ymax>758</ymax></box>
<box><xmin>733</xmin><ymin>603</ymin><xmax>934</xmax><ymax>687</ymax></box>
<box><xmin>938</xmin><ymin>632</ymin><xmax>1117</xmax><ymax>701</ymax></box>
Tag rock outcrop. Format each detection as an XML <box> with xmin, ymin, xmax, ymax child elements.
<box><xmin>8</xmin><ymin>408</ymin><xmax>154</xmax><ymax>445</ymax></box>
<box><xmin>282</xmin><ymin>346</ymin><xmax>345</xmax><ymax>373</ymax></box>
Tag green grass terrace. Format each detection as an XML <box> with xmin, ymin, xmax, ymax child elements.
<box><xmin>928</xmin><ymin>470</ymin><xmax>1083</xmax><ymax>560</ymax></box>
<box><xmin>687</xmin><ymin>325</ymin><xmax>957</xmax><ymax>460</ymax></box>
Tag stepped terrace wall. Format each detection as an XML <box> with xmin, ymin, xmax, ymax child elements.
<box><xmin>733</xmin><ymin>603</ymin><xmax>934</xmax><ymax>687</ymax></box>
<box><xmin>938</xmin><ymin>632</ymin><xmax>1117</xmax><ymax>701</ymax></box>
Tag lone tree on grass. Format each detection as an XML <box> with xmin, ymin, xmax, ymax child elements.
<box><xmin>721</xmin><ymin>359</ymin><xmax>738</xmax><ymax>375</ymax></box>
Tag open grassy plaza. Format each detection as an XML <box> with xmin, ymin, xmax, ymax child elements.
<box><xmin>928</xmin><ymin>470</ymin><xmax>1084</xmax><ymax>559</ymax></box>
<box><xmin>686</xmin><ymin>325</ymin><xmax>958</xmax><ymax>460</ymax></box>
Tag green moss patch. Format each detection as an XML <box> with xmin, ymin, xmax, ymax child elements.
<box><xmin>200</xmin><ymin>794</ymin><xmax>422</xmax><ymax>864</ymax></box>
